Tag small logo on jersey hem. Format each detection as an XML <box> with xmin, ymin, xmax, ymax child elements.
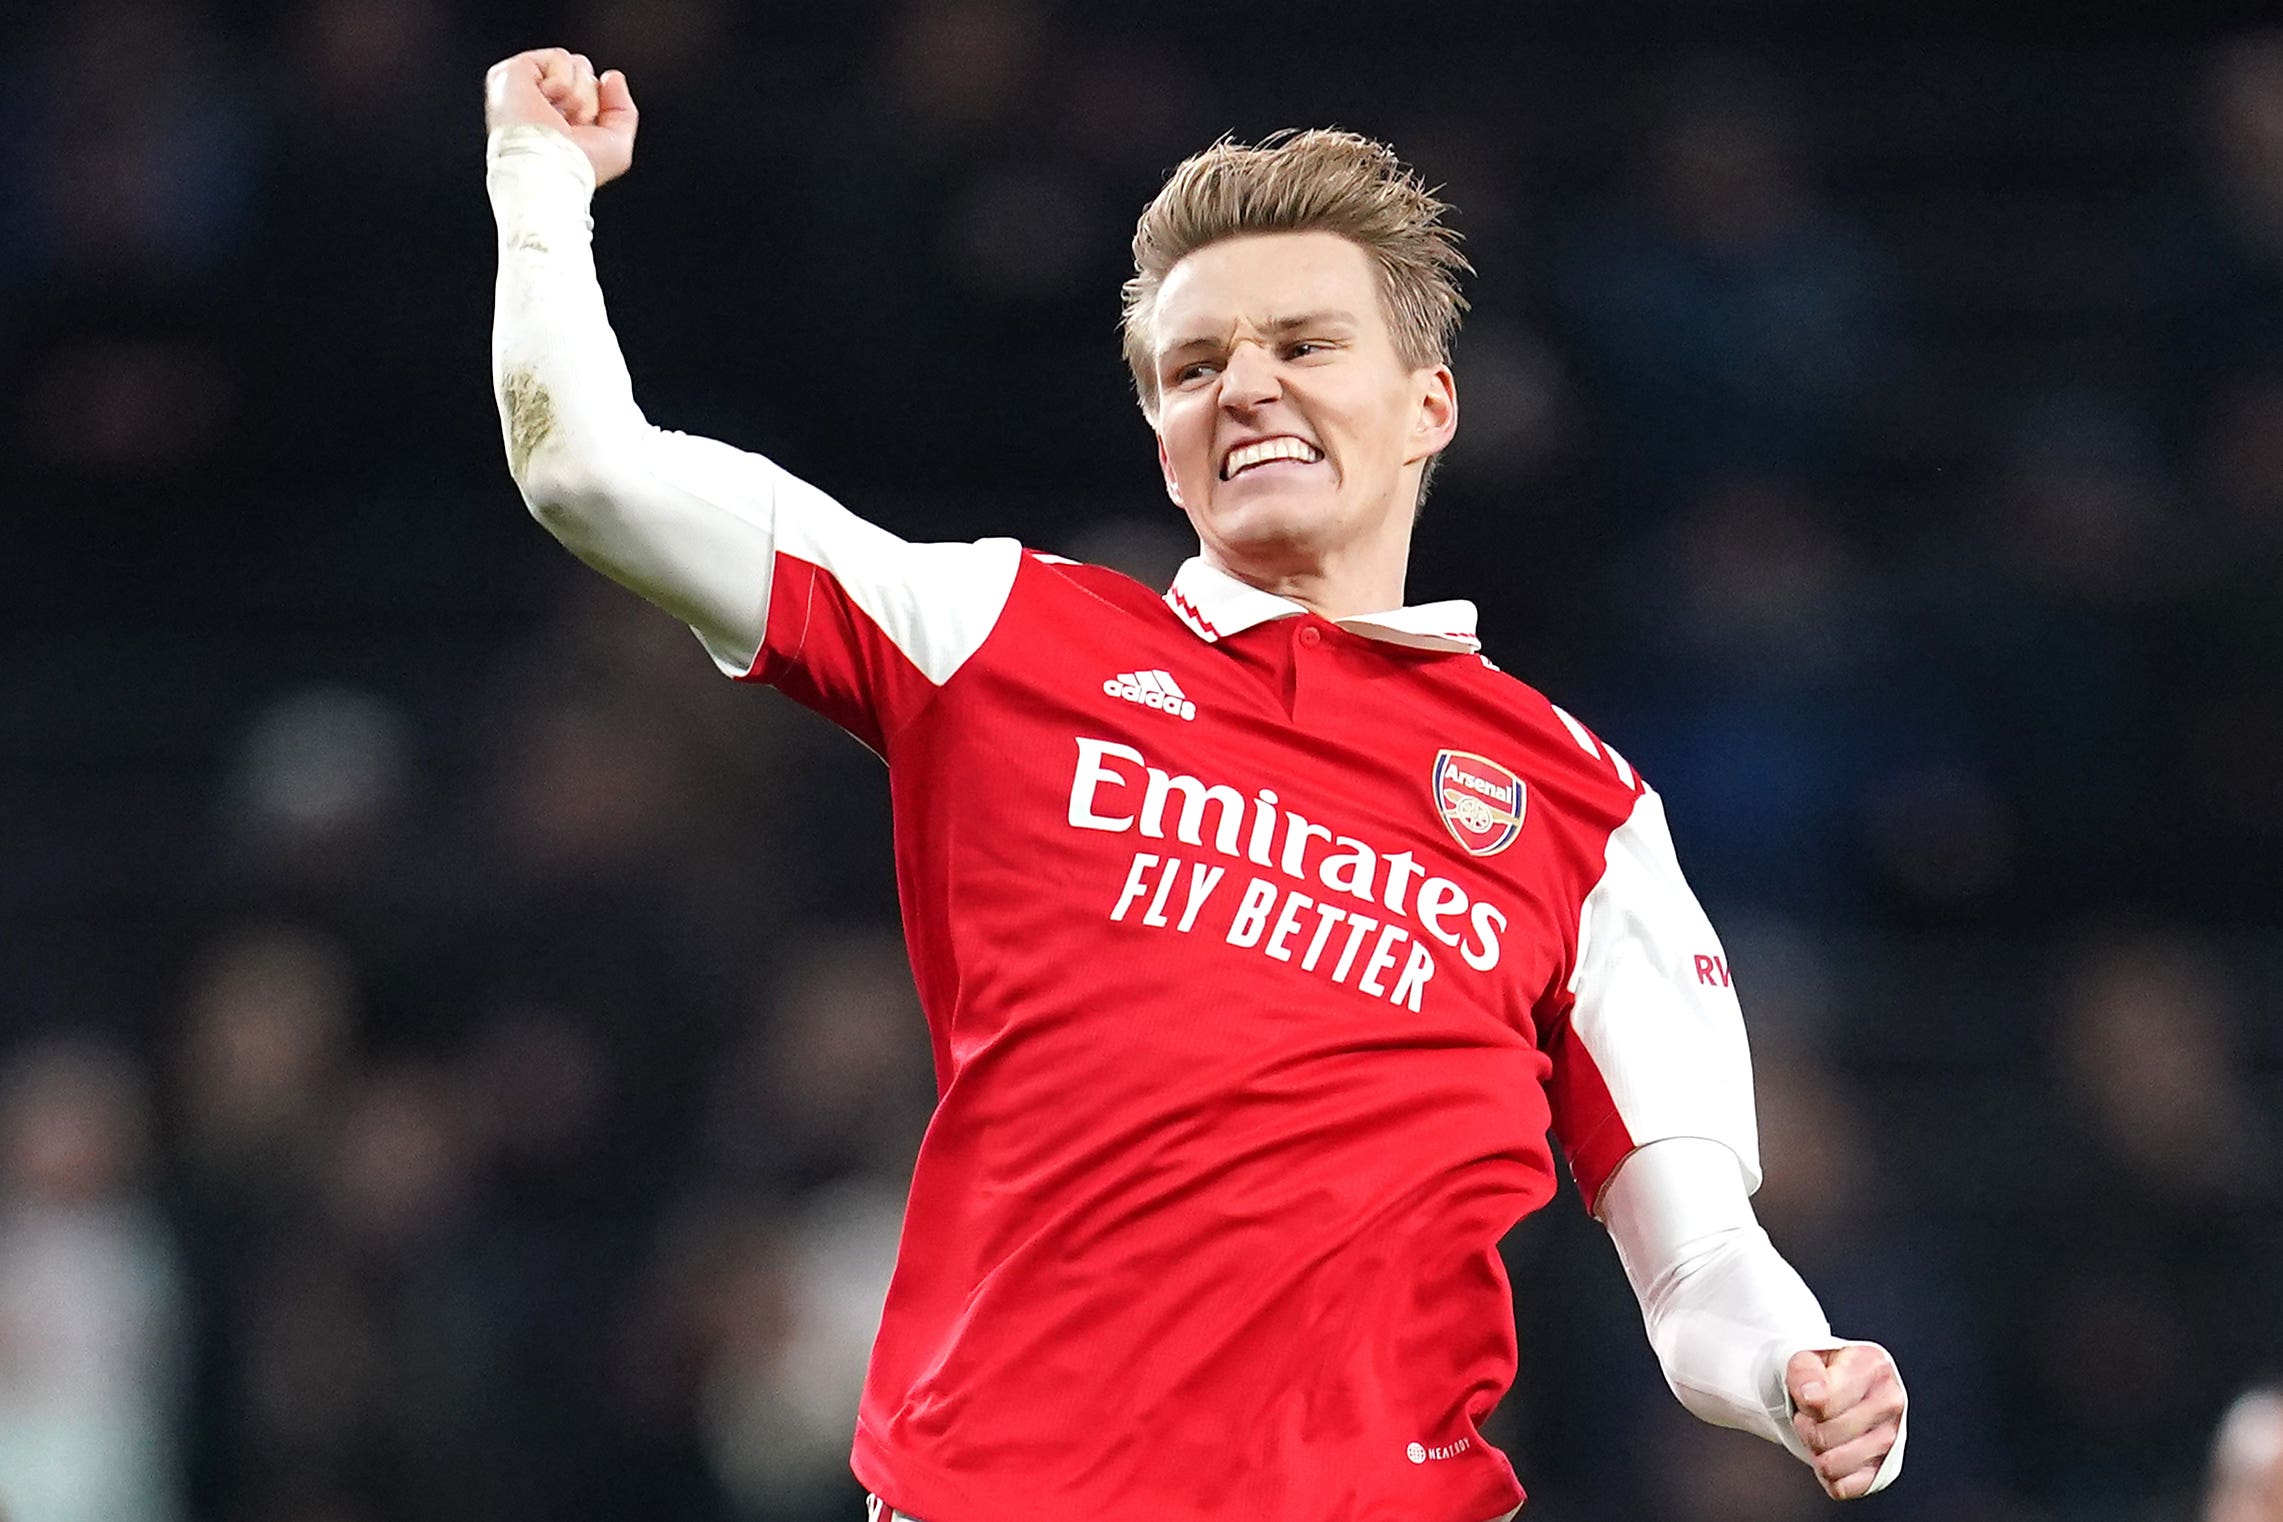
<box><xmin>1432</xmin><ymin>750</ymin><xmax>1525</xmax><ymax>856</ymax></box>
<box><xmin>1406</xmin><ymin>1437</ymin><xmax>1473</xmax><ymax>1463</ymax></box>
<box><xmin>1104</xmin><ymin>669</ymin><xmax>1196</xmax><ymax>720</ymax></box>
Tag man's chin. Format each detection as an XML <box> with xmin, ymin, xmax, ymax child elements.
<box><xmin>1197</xmin><ymin>489</ymin><xmax>1341</xmax><ymax>561</ymax></box>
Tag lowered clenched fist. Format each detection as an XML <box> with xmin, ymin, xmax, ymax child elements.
<box><xmin>1787</xmin><ymin>1343</ymin><xmax>1907</xmax><ymax>1500</ymax></box>
<box><xmin>484</xmin><ymin>48</ymin><xmax>638</xmax><ymax>186</ymax></box>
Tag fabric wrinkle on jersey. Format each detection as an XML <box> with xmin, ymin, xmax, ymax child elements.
<box><xmin>745</xmin><ymin>515</ymin><xmax>1758</xmax><ymax>1522</ymax></box>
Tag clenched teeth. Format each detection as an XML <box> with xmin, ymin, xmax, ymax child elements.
<box><xmin>1222</xmin><ymin>437</ymin><xmax>1324</xmax><ymax>479</ymax></box>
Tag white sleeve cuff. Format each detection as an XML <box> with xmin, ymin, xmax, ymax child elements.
<box><xmin>487</xmin><ymin>122</ymin><xmax>597</xmax><ymax>197</ymax></box>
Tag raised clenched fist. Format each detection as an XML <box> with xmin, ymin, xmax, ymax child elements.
<box><xmin>484</xmin><ymin>48</ymin><xmax>638</xmax><ymax>186</ymax></box>
<box><xmin>1786</xmin><ymin>1343</ymin><xmax>1907</xmax><ymax>1500</ymax></box>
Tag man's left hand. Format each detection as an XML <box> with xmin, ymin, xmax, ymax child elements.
<box><xmin>1787</xmin><ymin>1344</ymin><xmax>1906</xmax><ymax>1499</ymax></box>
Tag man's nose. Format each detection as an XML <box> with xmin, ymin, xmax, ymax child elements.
<box><xmin>1219</xmin><ymin>341</ymin><xmax>1280</xmax><ymax>410</ymax></box>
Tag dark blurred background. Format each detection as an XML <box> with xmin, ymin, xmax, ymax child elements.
<box><xmin>4</xmin><ymin>2</ymin><xmax>2282</xmax><ymax>1520</ymax></box>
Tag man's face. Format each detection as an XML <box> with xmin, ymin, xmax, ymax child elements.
<box><xmin>1147</xmin><ymin>231</ymin><xmax>1456</xmax><ymax>580</ymax></box>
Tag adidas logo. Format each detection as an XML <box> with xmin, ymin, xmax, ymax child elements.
<box><xmin>1103</xmin><ymin>668</ymin><xmax>1196</xmax><ymax>721</ymax></box>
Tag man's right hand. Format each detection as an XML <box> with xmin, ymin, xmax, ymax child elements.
<box><xmin>484</xmin><ymin>48</ymin><xmax>638</xmax><ymax>186</ymax></box>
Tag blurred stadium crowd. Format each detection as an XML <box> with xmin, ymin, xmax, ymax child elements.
<box><xmin>3</xmin><ymin>2</ymin><xmax>2282</xmax><ymax>1521</ymax></box>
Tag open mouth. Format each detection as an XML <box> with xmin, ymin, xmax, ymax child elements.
<box><xmin>1220</xmin><ymin>435</ymin><xmax>1325</xmax><ymax>481</ymax></box>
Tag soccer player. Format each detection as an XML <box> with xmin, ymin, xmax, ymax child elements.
<box><xmin>482</xmin><ymin>46</ymin><xmax>1908</xmax><ymax>1522</ymax></box>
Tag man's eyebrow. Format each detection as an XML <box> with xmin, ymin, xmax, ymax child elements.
<box><xmin>1265</xmin><ymin>310</ymin><xmax>1358</xmax><ymax>335</ymax></box>
<box><xmin>1158</xmin><ymin>311</ymin><xmax>1360</xmax><ymax>359</ymax></box>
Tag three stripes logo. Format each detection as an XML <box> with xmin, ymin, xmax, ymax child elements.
<box><xmin>1104</xmin><ymin>669</ymin><xmax>1196</xmax><ymax>721</ymax></box>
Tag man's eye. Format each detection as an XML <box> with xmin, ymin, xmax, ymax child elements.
<box><xmin>1174</xmin><ymin>361</ymin><xmax>1218</xmax><ymax>383</ymax></box>
<box><xmin>1286</xmin><ymin>341</ymin><xmax>1326</xmax><ymax>359</ymax></box>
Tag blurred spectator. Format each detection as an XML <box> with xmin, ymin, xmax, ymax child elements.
<box><xmin>2209</xmin><ymin>1388</ymin><xmax>2283</xmax><ymax>1522</ymax></box>
<box><xmin>18</xmin><ymin>336</ymin><xmax>239</xmax><ymax>480</ymax></box>
<box><xmin>1551</xmin><ymin>58</ymin><xmax>1896</xmax><ymax>507</ymax></box>
<box><xmin>0</xmin><ymin>1040</ymin><xmax>186</xmax><ymax>1522</ymax></box>
<box><xmin>251</xmin><ymin>0</ymin><xmax>486</xmax><ymax>478</ymax></box>
<box><xmin>1591</xmin><ymin>475</ymin><xmax>1915</xmax><ymax>911</ymax></box>
<box><xmin>1428</xmin><ymin>322</ymin><xmax>1582</xmax><ymax>491</ymax></box>
<box><xmin>2014</xmin><ymin>927</ymin><xmax>2279</xmax><ymax>1513</ymax></box>
<box><xmin>219</xmin><ymin>687</ymin><xmax>415</xmax><ymax>895</ymax></box>
<box><xmin>673</xmin><ymin>939</ymin><xmax>923</xmax><ymax>1515</ymax></box>
<box><xmin>1901</xmin><ymin>392</ymin><xmax>2189</xmax><ymax>915</ymax></box>
<box><xmin>1049</xmin><ymin>30</ymin><xmax>1210</xmax><ymax>181</ymax></box>
<box><xmin>176</xmin><ymin>924</ymin><xmax>359</xmax><ymax>1189</ymax></box>
<box><xmin>701</xmin><ymin>935</ymin><xmax>931</xmax><ymax>1198</ymax></box>
<box><xmin>620</xmin><ymin>1199</ymin><xmax>777</xmax><ymax>1522</ymax></box>
<box><xmin>683</xmin><ymin>1182</ymin><xmax>900</xmax><ymax>1521</ymax></box>
<box><xmin>5</xmin><ymin>1</ymin><xmax>260</xmax><ymax>483</ymax></box>
<box><xmin>2208</xmin><ymin>32</ymin><xmax>2283</xmax><ymax>269</ymax></box>
<box><xmin>2194</xmin><ymin>373</ymin><xmax>2283</xmax><ymax>560</ymax></box>
<box><xmin>171</xmin><ymin>923</ymin><xmax>358</xmax><ymax>1515</ymax></box>
<box><xmin>2054</xmin><ymin>929</ymin><xmax>2275</xmax><ymax>1208</ymax></box>
<box><xmin>875</xmin><ymin>0</ymin><xmax>1048</xmax><ymax>141</ymax></box>
<box><xmin>2155</xmin><ymin>31</ymin><xmax>2283</xmax><ymax>436</ymax></box>
<box><xmin>2151</xmin><ymin>373</ymin><xmax>2283</xmax><ymax>908</ymax></box>
<box><xmin>568</xmin><ymin>0</ymin><xmax>737</xmax><ymax>90</ymax></box>
<box><xmin>1</xmin><ymin>1</ymin><xmax>259</xmax><ymax>289</ymax></box>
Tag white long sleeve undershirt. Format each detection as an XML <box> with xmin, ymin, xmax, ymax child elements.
<box><xmin>1599</xmin><ymin>1137</ymin><xmax>1907</xmax><ymax>1493</ymax></box>
<box><xmin>487</xmin><ymin>122</ymin><xmax>783</xmax><ymax>674</ymax></box>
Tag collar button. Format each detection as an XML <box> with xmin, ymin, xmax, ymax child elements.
<box><xmin>1298</xmin><ymin>625</ymin><xmax>1323</xmax><ymax>648</ymax></box>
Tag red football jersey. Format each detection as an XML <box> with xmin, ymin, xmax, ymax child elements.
<box><xmin>738</xmin><ymin>472</ymin><xmax>1761</xmax><ymax>1522</ymax></box>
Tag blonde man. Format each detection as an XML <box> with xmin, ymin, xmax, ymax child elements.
<box><xmin>482</xmin><ymin>47</ymin><xmax>1907</xmax><ymax>1522</ymax></box>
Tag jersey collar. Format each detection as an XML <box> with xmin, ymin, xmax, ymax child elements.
<box><xmin>1163</xmin><ymin>557</ymin><xmax>1482</xmax><ymax>654</ymax></box>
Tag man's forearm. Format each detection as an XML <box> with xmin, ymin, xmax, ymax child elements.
<box><xmin>486</xmin><ymin>122</ymin><xmax>778</xmax><ymax>671</ymax></box>
<box><xmin>1600</xmin><ymin>1138</ymin><xmax>1907</xmax><ymax>1493</ymax></box>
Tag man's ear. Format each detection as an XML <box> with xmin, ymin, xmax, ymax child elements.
<box><xmin>1405</xmin><ymin>365</ymin><xmax>1458</xmax><ymax>467</ymax></box>
<box><xmin>1156</xmin><ymin>432</ymin><xmax>1186</xmax><ymax>508</ymax></box>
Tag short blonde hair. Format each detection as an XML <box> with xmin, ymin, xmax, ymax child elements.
<box><xmin>1120</xmin><ymin>128</ymin><xmax>1472</xmax><ymax>418</ymax></box>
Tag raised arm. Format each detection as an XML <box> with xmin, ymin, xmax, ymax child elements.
<box><xmin>483</xmin><ymin>47</ymin><xmax>783</xmax><ymax>674</ymax></box>
<box><xmin>481</xmin><ymin>48</ymin><xmax>1023</xmax><ymax>741</ymax></box>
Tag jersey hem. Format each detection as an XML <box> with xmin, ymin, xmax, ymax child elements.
<box><xmin>852</xmin><ymin>1422</ymin><xmax>1528</xmax><ymax>1522</ymax></box>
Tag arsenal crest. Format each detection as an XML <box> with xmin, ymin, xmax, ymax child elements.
<box><xmin>1432</xmin><ymin>750</ymin><xmax>1526</xmax><ymax>857</ymax></box>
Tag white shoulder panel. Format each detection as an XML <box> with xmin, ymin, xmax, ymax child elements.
<box><xmin>1567</xmin><ymin>790</ymin><xmax>1762</xmax><ymax>1190</ymax></box>
<box><xmin>770</xmin><ymin>469</ymin><xmax>1024</xmax><ymax>687</ymax></box>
